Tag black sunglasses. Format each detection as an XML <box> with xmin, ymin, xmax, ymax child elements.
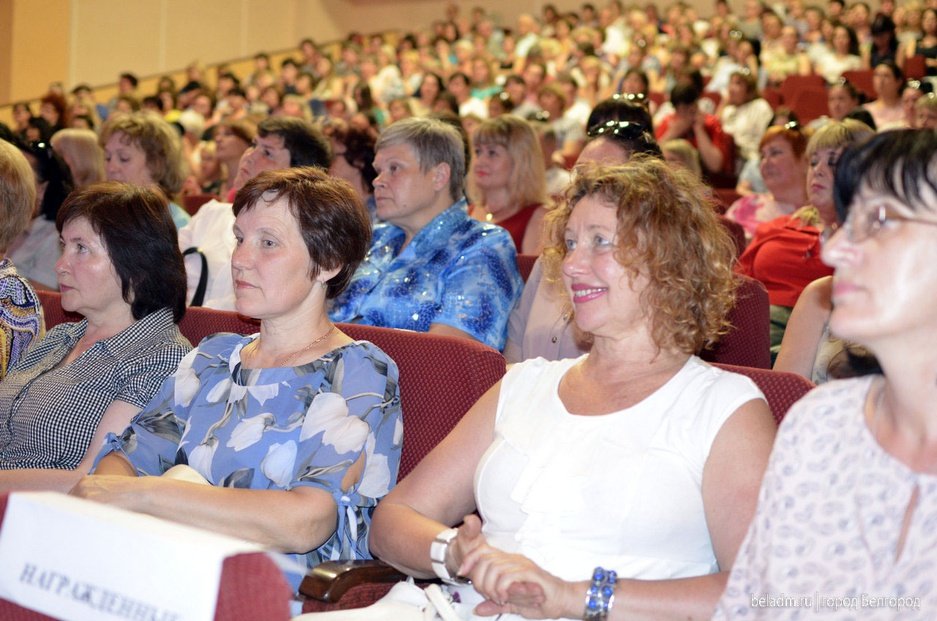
<box><xmin>586</xmin><ymin>120</ymin><xmax>647</xmax><ymax>139</ymax></box>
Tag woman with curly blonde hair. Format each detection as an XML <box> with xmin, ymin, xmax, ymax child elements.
<box><xmin>364</xmin><ymin>157</ymin><xmax>777</xmax><ymax>621</ymax></box>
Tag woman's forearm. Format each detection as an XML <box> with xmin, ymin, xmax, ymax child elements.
<box><xmin>0</xmin><ymin>468</ymin><xmax>85</xmax><ymax>494</ymax></box>
<box><xmin>74</xmin><ymin>476</ymin><xmax>339</xmax><ymax>553</ymax></box>
<box><xmin>369</xmin><ymin>501</ymin><xmax>451</xmax><ymax>579</ymax></box>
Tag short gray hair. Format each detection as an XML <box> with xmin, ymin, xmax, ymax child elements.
<box><xmin>376</xmin><ymin>117</ymin><xmax>465</xmax><ymax>202</ymax></box>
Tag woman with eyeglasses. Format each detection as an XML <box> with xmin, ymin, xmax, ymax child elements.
<box><xmin>736</xmin><ymin>120</ymin><xmax>874</xmax><ymax>362</ymax></box>
<box><xmin>468</xmin><ymin>116</ymin><xmax>549</xmax><ymax>254</ymax></box>
<box><xmin>715</xmin><ymin>128</ymin><xmax>937</xmax><ymax>619</ymax></box>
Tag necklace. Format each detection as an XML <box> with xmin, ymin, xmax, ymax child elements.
<box><xmin>249</xmin><ymin>324</ymin><xmax>336</xmax><ymax>367</ymax></box>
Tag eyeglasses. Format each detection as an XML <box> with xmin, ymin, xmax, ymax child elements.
<box><xmin>822</xmin><ymin>204</ymin><xmax>937</xmax><ymax>246</ymax></box>
<box><xmin>586</xmin><ymin>120</ymin><xmax>646</xmax><ymax>139</ymax></box>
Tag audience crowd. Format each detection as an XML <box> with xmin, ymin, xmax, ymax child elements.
<box><xmin>2</xmin><ymin>0</ymin><xmax>937</xmax><ymax>618</ymax></box>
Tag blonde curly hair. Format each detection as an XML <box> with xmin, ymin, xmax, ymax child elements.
<box><xmin>542</xmin><ymin>158</ymin><xmax>737</xmax><ymax>354</ymax></box>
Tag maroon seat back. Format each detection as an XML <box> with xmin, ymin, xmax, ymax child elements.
<box><xmin>0</xmin><ymin>494</ymin><xmax>292</xmax><ymax>621</ymax></box>
<box><xmin>841</xmin><ymin>69</ymin><xmax>876</xmax><ymax>101</ymax></box>
<box><xmin>516</xmin><ymin>254</ymin><xmax>538</xmax><ymax>283</ymax></box>
<box><xmin>338</xmin><ymin>324</ymin><xmax>506</xmax><ymax>478</ymax></box>
<box><xmin>779</xmin><ymin>74</ymin><xmax>826</xmax><ymax>107</ymax></box>
<box><xmin>712</xmin><ymin>363</ymin><xmax>815</xmax><ymax>424</ymax></box>
<box><xmin>789</xmin><ymin>87</ymin><xmax>830</xmax><ymax>125</ymax></box>
<box><xmin>700</xmin><ymin>274</ymin><xmax>771</xmax><ymax>369</ymax></box>
<box><xmin>183</xmin><ymin>193</ymin><xmax>216</xmax><ymax>215</ymax></box>
<box><xmin>718</xmin><ymin>215</ymin><xmax>747</xmax><ymax>258</ymax></box>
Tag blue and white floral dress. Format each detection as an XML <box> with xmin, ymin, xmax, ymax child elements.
<box><xmin>96</xmin><ymin>333</ymin><xmax>403</xmax><ymax>588</ymax></box>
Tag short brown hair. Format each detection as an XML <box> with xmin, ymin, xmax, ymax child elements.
<box><xmin>100</xmin><ymin>112</ymin><xmax>186</xmax><ymax>195</ymax></box>
<box><xmin>57</xmin><ymin>182</ymin><xmax>187</xmax><ymax>322</ymax></box>
<box><xmin>543</xmin><ymin>158</ymin><xmax>737</xmax><ymax>354</ymax></box>
<box><xmin>232</xmin><ymin>167</ymin><xmax>370</xmax><ymax>299</ymax></box>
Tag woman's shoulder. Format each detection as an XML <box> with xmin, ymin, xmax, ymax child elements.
<box><xmin>503</xmin><ymin>356</ymin><xmax>579</xmax><ymax>388</ymax></box>
<box><xmin>781</xmin><ymin>375</ymin><xmax>875</xmax><ymax>429</ymax></box>
<box><xmin>338</xmin><ymin>339</ymin><xmax>399</xmax><ymax>376</ymax></box>
<box><xmin>193</xmin><ymin>331</ymin><xmax>253</xmax><ymax>355</ymax></box>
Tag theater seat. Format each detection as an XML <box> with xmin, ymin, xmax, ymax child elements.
<box><xmin>712</xmin><ymin>363</ymin><xmax>815</xmax><ymax>424</ymax></box>
<box><xmin>700</xmin><ymin>274</ymin><xmax>771</xmax><ymax>369</ymax></box>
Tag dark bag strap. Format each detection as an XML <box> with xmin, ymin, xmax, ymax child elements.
<box><xmin>182</xmin><ymin>247</ymin><xmax>208</xmax><ymax>307</ymax></box>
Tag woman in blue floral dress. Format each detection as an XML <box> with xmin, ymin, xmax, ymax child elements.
<box><xmin>72</xmin><ymin>167</ymin><xmax>403</xmax><ymax>590</ymax></box>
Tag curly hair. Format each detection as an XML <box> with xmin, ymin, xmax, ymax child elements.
<box><xmin>542</xmin><ymin>158</ymin><xmax>737</xmax><ymax>354</ymax></box>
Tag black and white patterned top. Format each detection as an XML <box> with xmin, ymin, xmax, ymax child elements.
<box><xmin>0</xmin><ymin>308</ymin><xmax>191</xmax><ymax>470</ymax></box>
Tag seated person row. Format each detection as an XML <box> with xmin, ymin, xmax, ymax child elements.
<box><xmin>0</xmin><ymin>182</ymin><xmax>191</xmax><ymax>491</ymax></box>
<box><xmin>716</xmin><ymin>128</ymin><xmax>937</xmax><ymax>618</ymax></box>
<box><xmin>328</xmin><ymin>117</ymin><xmax>522</xmax><ymax>351</ymax></box>
<box><xmin>0</xmin><ymin>139</ymin><xmax>44</xmax><ymax>379</ymax></box>
<box><xmin>346</xmin><ymin>157</ymin><xmax>777</xmax><ymax>620</ymax></box>
<box><xmin>73</xmin><ymin>167</ymin><xmax>403</xmax><ymax>592</ymax></box>
<box><xmin>736</xmin><ymin>120</ymin><xmax>874</xmax><ymax>359</ymax></box>
<box><xmin>183</xmin><ymin>115</ymin><xmax>521</xmax><ymax>352</ymax></box>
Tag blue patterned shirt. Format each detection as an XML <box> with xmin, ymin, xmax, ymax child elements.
<box><xmin>95</xmin><ymin>334</ymin><xmax>402</xmax><ymax>591</ymax></box>
<box><xmin>329</xmin><ymin>201</ymin><xmax>523</xmax><ymax>350</ymax></box>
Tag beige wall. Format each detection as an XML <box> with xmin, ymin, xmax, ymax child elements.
<box><xmin>1</xmin><ymin>0</ymin><xmax>726</xmax><ymax>122</ymax></box>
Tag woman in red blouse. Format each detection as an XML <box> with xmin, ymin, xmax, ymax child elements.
<box><xmin>738</xmin><ymin>119</ymin><xmax>874</xmax><ymax>358</ymax></box>
<box><xmin>468</xmin><ymin>115</ymin><xmax>549</xmax><ymax>254</ymax></box>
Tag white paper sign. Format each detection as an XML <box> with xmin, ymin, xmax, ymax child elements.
<box><xmin>0</xmin><ymin>492</ymin><xmax>263</xmax><ymax>621</ymax></box>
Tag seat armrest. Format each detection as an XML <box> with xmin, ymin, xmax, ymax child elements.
<box><xmin>300</xmin><ymin>560</ymin><xmax>407</xmax><ymax>602</ymax></box>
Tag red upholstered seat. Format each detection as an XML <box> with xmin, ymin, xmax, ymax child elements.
<box><xmin>718</xmin><ymin>215</ymin><xmax>747</xmax><ymax>258</ymax></box>
<box><xmin>0</xmin><ymin>494</ymin><xmax>292</xmax><ymax>621</ymax></box>
<box><xmin>700</xmin><ymin>274</ymin><xmax>771</xmax><ymax>369</ymax></box>
<box><xmin>789</xmin><ymin>86</ymin><xmax>830</xmax><ymax>125</ymax></box>
<box><xmin>515</xmin><ymin>253</ymin><xmax>538</xmax><ymax>283</ymax></box>
<box><xmin>905</xmin><ymin>54</ymin><xmax>927</xmax><ymax>80</ymax></box>
<box><xmin>712</xmin><ymin>363</ymin><xmax>815</xmax><ymax>424</ymax></box>
<box><xmin>182</xmin><ymin>193</ymin><xmax>216</xmax><ymax>216</ymax></box>
<box><xmin>841</xmin><ymin>69</ymin><xmax>876</xmax><ymax>102</ymax></box>
<box><xmin>779</xmin><ymin>74</ymin><xmax>826</xmax><ymax>108</ymax></box>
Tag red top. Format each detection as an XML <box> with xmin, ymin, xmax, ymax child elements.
<box><xmin>655</xmin><ymin>113</ymin><xmax>734</xmax><ymax>176</ymax></box>
<box><xmin>470</xmin><ymin>204</ymin><xmax>541</xmax><ymax>252</ymax></box>
<box><xmin>736</xmin><ymin>215</ymin><xmax>833</xmax><ymax>307</ymax></box>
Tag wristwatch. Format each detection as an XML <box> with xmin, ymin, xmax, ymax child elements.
<box><xmin>430</xmin><ymin>528</ymin><xmax>470</xmax><ymax>585</ymax></box>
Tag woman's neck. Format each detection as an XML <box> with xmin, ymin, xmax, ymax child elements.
<box><xmin>772</xmin><ymin>180</ymin><xmax>808</xmax><ymax>208</ymax></box>
<box><xmin>479</xmin><ymin>188</ymin><xmax>519</xmax><ymax>221</ymax></box>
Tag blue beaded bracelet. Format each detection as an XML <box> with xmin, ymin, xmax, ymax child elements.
<box><xmin>583</xmin><ymin>566</ymin><xmax>617</xmax><ymax>620</ymax></box>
